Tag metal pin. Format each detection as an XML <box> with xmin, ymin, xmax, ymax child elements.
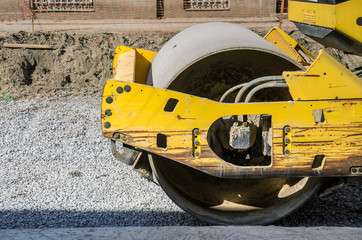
<box><xmin>120</xmin><ymin>134</ymin><xmax>126</xmax><ymax>140</ymax></box>
<box><xmin>113</xmin><ymin>133</ymin><xmax>120</xmax><ymax>139</ymax></box>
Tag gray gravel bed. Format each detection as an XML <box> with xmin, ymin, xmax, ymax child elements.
<box><xmin>0</xmin><ymin>94</ymin><xmax>361</xmax><ymax>228</ymax></box>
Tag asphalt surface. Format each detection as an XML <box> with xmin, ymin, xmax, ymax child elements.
<box><xmin>1</xmin><ymin>226</ymin><xmax>362</xmax><ymax>240</ymax></box>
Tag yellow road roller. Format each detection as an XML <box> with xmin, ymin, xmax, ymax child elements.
<box><xmin>101</xmin><ymin>0</ymin><xmax>362</xmax><ymax>225</ymax></box>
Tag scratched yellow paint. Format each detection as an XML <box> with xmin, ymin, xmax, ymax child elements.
<box><xmin>102</xmin><ymin>79</ymin><xmax>362</xmax><ymax>178</ymax></box>
<box><xmin>102</xmin><ymin>45</ymin><xmax>362</xmax><ymax>179</ymax></box>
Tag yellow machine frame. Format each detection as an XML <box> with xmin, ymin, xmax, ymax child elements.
<box><xmin>102</xmin><ymin>42</ymin><xmax>362</xmax><ymax>179</ymax></box>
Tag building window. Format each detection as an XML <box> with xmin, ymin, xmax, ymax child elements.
<box><xmin>32</xmin><ymin>0</ymin><xmax>95</xmax><ymax>12</ymax></box>
<box><xmin>184</xmin><ymin>0</ymin><xmax>230</xmax><ymax>11</ymax></box>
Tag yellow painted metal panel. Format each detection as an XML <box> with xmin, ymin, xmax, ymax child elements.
<box><xmin>113</xmin><ymin>46</ymin><xmax>133</xmax><ymax>73</ymax></box>
<box><xmin>112</xmin><ymin>46</ymin><xmax>157</xmax><ymax>84</ymax></box>
<box><xmin>101</xmin><ymin>80</ymin><xmax>362</xmax><ymax>178</ymax></box>
<box><xmin>335</xmin><ymin>0</ymin><xmax>362</xmax><ymax>45</ymax></box>
<box><xmin>112</xmin><ymin>49</ymin><xmax>136</xmax><ymax>82</ymax></box>
<box><xmin>134</xmin><ymin>49</ymin><xmax>157</xmax><ymax>84</ymax></box>
<box><xmin>264</xmin><ymin>27</ymin><xmax>315</xmax><ymax>66</ymax></box>
<box><xmin>288</xmin><ymin>1</ymin><xmax>335</xmax><ymax>28</ymax></box>
<box><xmin>289</xmin><ymin>0</ymin><xmax>362</xmax><ymax>45</ymax></box>
<box><xmin>284</xmin><ymin>50</ymin><xmax>362</xmax><ymax>101</ymax></box>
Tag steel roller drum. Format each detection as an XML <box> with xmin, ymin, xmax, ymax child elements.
<box><xmin>146</xmin><ymin>22</ymin><xmax>322</xmax><ymax>225</ymax></box>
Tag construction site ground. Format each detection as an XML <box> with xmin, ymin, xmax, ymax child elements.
<box><xmin>0</xmin><ymin>23</ymin><xmax>361</xmax><ymax>239</ymax></box>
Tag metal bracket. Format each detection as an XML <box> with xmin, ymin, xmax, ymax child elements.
<box><xmin>193</xmin><ymin>128</ymin><xmax>201</xmax><ymax>158</ymax></box>
<box><xmin>283</xmin><ymin>125</ymin><xmax>291</xmax><ymax>155</ymax></box>
<box><xmin>110</xmin><ymin>140</ymin><xmax>139</xmax><ymax>166</ymax></box>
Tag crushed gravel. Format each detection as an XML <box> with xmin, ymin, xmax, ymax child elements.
<box><xmin>0</xmin><ymin>94</ymin><xmax>204</xmax><ymax>228</ymax></box>
<box><xmin>0</xmin><ymin>94</ymin><xmax>361</xmax><ymax>229</ymax></box>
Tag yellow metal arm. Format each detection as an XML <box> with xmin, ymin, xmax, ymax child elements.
<box><xmin>284</xmin><ymin>50</ymin><xmax>362</xmax><ymax>101</ymax></box>
<box><xmin>264</xmin><ymin>27</ymin><xmax>315</xmax><ymax>67</ymax></box>
<box><xmin>102</xmin><ymin>79</ymin><xmax>362</xmax><ymax>179</ymax></box>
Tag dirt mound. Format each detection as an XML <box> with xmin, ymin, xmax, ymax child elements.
<box><xmin>0</xmin><ymin>30</ymin><xmax>360</xmax><ymax>99</ymax></box>
<box><xmin>0</xmin><ymin>31</ymin><xmax>174</xmax><ymax>98</ymax></box>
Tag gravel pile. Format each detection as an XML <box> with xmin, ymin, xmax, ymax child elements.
<box><xmin>0</xmin><ymin>93</ymin><xmax>361</xmax><ymax>228</ymax></box>
<box><xmin>0</xmin><ymin>94</ymin><xmax>204</xmax><ymax>228</ymax></box>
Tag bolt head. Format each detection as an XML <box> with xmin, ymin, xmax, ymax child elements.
<box><xmin>105</xmin><ymin>109</ymin><xmax>112</xmax><ymax>116</ymax></box>
<box><xmin>120</xmin><ymin>134</ymin><xmax>126</xmax><ymax>140</ymax></box>
<box><xmin>104</xmin><ymin>122</ymin><xmax>111</xmax><ymax>129</ymax></box>
<box><xmin>124</xmin><ymin>85</ymin><xmax>131</xmax><ymax>92</ymax></box>
<box><xmin>284</xmin><ymin>149</ymin><xmax>290</xmax><ymax>155</ymax></box>
<box><xmin>193</xmin><ymin>128</ymin><xmax>199</xmax><ymax>135</ymax></box>
<box><xmin>284</xmin><ymin>125</ymin><xmax>290</xmax><ymax>132</ymax></box>
<box><xmin>106</xmin><ymin>97</ymin><xmax>113</xmax><ymax>104</ymax></box>
<box><xmin>113</xmin><ymin>133</ymin><xmax>120</xmax><ymax>139</ymax></box>
<box><xmin>284</xmin><ymin>137</ymin><xmax>290</xmax><ymax>143</ymax></box>
<box><xmin>116</xmin><ymin>87</ymin><xmax>124</xmax><ymax>94</ymax></box>
<box><xmin>194</xmin><ymin>151</ymin><xmax>200</xmax><ymax>157</ymax></box>
<box><xmin>194</xmin><ymin>140</ymin><xmax>200</xmax><ymax>146</ymax></box>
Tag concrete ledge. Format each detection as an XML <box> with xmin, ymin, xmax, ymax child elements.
<box><xmin>0</xmin><ymin>226</ymin><xmax>361</xmax><ymax>240</ymax></box>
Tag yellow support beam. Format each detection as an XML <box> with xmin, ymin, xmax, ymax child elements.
<box><xmin>264</xmin><ymin>27</ymin><xmax>315</xmax><ymax>66</ymax></box>
<box><xmin>113</xmin><ymin>46</ymin><xmax>157</xmax><ymax>84</ymax></box>
<box><xmin>101</xmin><ymin>79</ymin><xmax>362</xmax><ymax>179</ymax></box>
<box><xmin>284</xmin><ymin>50</ymin><xmax>362</xmax><ymax>101</ymax></box>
